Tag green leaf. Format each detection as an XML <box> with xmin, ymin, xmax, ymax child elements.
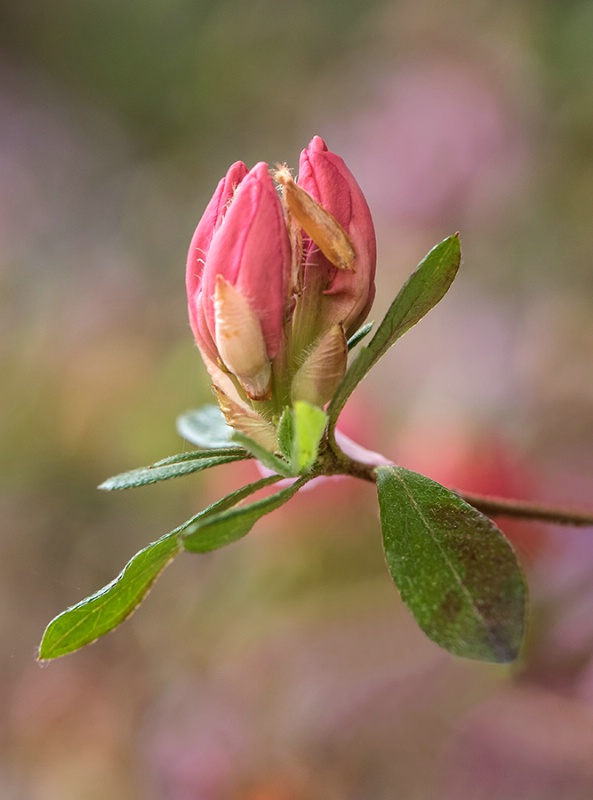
<box><xmin>39</xmin><ymin>475</ymin><xmax>284</xmax><ymax>659</ymax></box>
<box><xmin>182</xmin><ymin>476</ymin><xmax>309</xmax><ymax>553</ymax></box>
<box><xmin>291</xmin><ymin>401</ymin><xmax>327</xmax><ymax>474</ymax></box>
<box><xmin>99</xmin><ymin>451</ymin><xmax>248</xmax><ymax>491</ymax></box>
<box><xmin>347</xmin><ymin>320</ymin><xmax>374</xmax><ymax>351</ymax></box>
<box><xmin>177</xmin><ymin>405</ymin><xmax>239</xmax><ymax>448</ymax></box>
<box><xmin>39</xmin><ymin>531</ymin><xmax>182</xmax><ymax>660</ymax></box>
<box><xmin>152</xmin><ymin>447</ymin><xmax>244</xmax><ymax>466</ymax></box>
<box><xmin>328</xmin><ymin>235</ymin><xmax>461</xmax><ymax>429</ymax></box>
<box><xmin>376</xmin><ymin>465</ymin><xmax>527</xmax><ymax>663</ymax></box>
<box><xmin>231</xmin><ymin>431</ymin><xmax>294</xmax><ymax>478</ymax></box>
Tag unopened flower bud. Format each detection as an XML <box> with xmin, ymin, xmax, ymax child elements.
<box><xmin>296</xmin><ymin>136</ymin><xmax>376</xmax><ymax>339</ymax></box>
<box><xmin>186</xmin><ymin>160</ymin><xmax>291</xmax><ymax>402</ymax></box>
<box><xmin>186</xmin><ymin>136</ymin><xmax>377</xmax><ymax>454</ymax></box>
<box><xmin>186</xmin><ymin>161</ymin><xmax>248</xmax><ymax>363</ymax></box>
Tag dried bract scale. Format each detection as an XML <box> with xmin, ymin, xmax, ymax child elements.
<box><xmin>291</xmin><ymin>323</ymin><xmax>348</xmax><ymax>407</ymax></box>
<box><xmin>213</xmin><ymin>387</ymin><xmax>278</xmax><ymax>451</ymax></box>
<box><xmin>213</xmin><ymin>276</ymin><xmax>271</xmax><ymax>401</ymax></box>
<box><xmin>274</xmin><ymin>165</ymin><xmax>356</xmax><ymax>272</ymax></box>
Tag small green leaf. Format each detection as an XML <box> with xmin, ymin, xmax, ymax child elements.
<box><xmin>328</xmin><ymin>235</ymin><xmax>461</xmax><ymax>429</ymax></box>
<box><xmin>39</xmin><ymin>475</ymin><xmax>283</xmax><ymax>659</ymax></box>
<box><xmin>376</xmin><ymin>465</ymin><xmax>527</xmax><ymax>663</ymax></box>
<box><xmin>39</xmin><ymin>531</ymin><xmax>182</xmax><ymax>659</ymax></box>
<box><xmin>231</xmin><ymin>431</ymin><xmax>294</xmax><ymax>478</ymax></box>
<box><xmin>177</xmin><ymin>405</ymin><xmax>239</xmax><ymax>448</ymax></box>
<box><xmin>291</xmin><ymin>401</ymin><xmax>327</xmax><ymax>474</ymax></box>
<box><xmin>152</xmin><ymin>447</ymin><xmax>244</xmax><ymax>466</ymax></box>
<box><xmin>182</xmin><ymin>476</ymin><xmax>309</xmax><ymax>553</ymax></box>
<box><xmin>277</xmin><ymin>407</ymin><xmax>294</xmax><ymax>460</ymax></box>
<box><xmin>99</xmin><ymin>451</ymin><xmax>248</xmax><ymax>491</ymax></box>
<box><xmin>347</xmin><ymin>321</ymin><xmax>374</xmax><ymax>351</ymax></box>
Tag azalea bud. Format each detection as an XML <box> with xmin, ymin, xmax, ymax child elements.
<box><xmin>186</xmin><ymin>161</ymin><xmax>248</xmax><ymax>363</ymax></box>
<box><xmin>186</xmin><ymin>137</ymin><xmax>377</xmax><ymax>454</ymax></box>
<box><xmin>295</xmin><ymin>136</ymin><xmax>376</xmax><ymax>339</ymax></box>
<box><xmin>186</xmin><ymin>161</ymin><xmax>291</xmax><ymax>402</ymax></box>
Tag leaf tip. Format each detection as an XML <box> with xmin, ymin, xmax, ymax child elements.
<box><xmin>37</xmin><ymin>623</ymin><xmax>69</xmax><ymax>662</ymax></box>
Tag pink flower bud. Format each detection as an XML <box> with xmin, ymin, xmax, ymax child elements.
<box><xmin>186</xmin><ymin>161</ymin><xmax>248</xmax><ymax>362</ymax></box>
<box><xmin>186</xmin><ymin>161</ymin><xmax>291</xmax><ymax>400</ymax></box>
<box><xmin>186</xmin><ymin>138</ymin><xmax>377</xmax><ymax>451</ymax></box>
<box><xmin>297</xmin><ymin>136</ymin><xmax>376</xmax><ymax>338</ymax></box>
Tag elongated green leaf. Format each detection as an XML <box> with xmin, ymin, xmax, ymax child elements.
<box><xmin>182</xmin><ymin>476</ymin><xmax>309</xmax><ymax>553</ymax></box>
<box><xmin>177</xmin><ymin>405</ymin><xmax>239</xmax><ymax>448</ymax></box>
<box><xmin>39</xmin><ymin>531</ymin><xmax>182</xmax><ymax>660</ymax></box>
<box><xmin>99</xmin><ymin>451</ymin><xmax>247</xmax><ymax>491</ymax></box>
<box><xmin>39</xmin><ymin>475</ymin><xmax>284</xmax><ymax>659</ymax></box>
<box><xmin>376</xmin><ymin>465</ymin><xmax>527</xmax><ymax>663</ymax></box>
<box><xmin>291</xmin><ymin>401</ymin><xmax>327</xmax><ymax>474</ymax></box>
<box><xmin>153</xmin><ymin>447</ymin><xmax>245</xmax><ymax>466</ymax></box>
<box><xmin>328</xmin><ymin>235</ymin><xmax>461</xmax><ymax>428</ymax></box>
<box><xmin>231</xmin><ymin>431</ymin><xmax>294</xmax><ymax>478</ymax></box>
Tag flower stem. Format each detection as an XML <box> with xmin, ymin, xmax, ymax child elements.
<box><xmin>455</xmin><ymin>491</ymin><xmax>593</xmax><ymax>527</ymax></box>
<box><xmin>326</xmin><ymin>438</ymin><xmax>593</xmax><ymax>528</ymax></box>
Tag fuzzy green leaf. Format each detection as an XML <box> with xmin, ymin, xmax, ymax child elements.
<box><xmin>177</xmin><ymin>405</ymin><xmax>239</xmax><ymax>448</ymax></box>
<box><xmin>152</xmin><ymin>448</ymin><xmax>243</xmax><ymax>466</ymax></box>
<box><xmin>291</xmin><ymin>401</ymin><xmax>327</xmax><ymax>474</ymax></box>
<box><xmin>231</xmin><ymin>431</ymin><xmax>294</xmax><ymax>478</ymax></box>
<box><xmin>99</xmin><ymin>451</ymin><xmax>248</xmax><ymax>491</ymax></box>
<box><xmin>182</xmin><ymin>476</ymin><xmax>309</xmax><ymax>553</ymax></box>
<box><xmin>328</xmin><ymin>235</ymin><xmax>461</xmax><ymax>429</ymax></box>
<box><xmin>39</xmin><ymin>475</ymin><xmax>283</xmax><ymax>659</ymax></box>
<box><xmin>39</xmin><ymin>531</ymin><xmax>182</xmax><ymax>660</ymax></box>
<box><xmin>376</xmin><ymin>465</ymin><xmax>527</xmax><ymax>663</ymax></box>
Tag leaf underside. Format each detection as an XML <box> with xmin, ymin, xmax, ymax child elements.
<box><xmin>177</xmin><ymin>405</ymin><xmax>239</xmax><ymax>448</ymax></box>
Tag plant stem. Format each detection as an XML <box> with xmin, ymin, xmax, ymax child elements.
<box><xmin>325</xmin><ymin>439</ymin><xmax>593</xmax><ymax>528</ymax></box>
<box><xmin>455</xmin><ymin>491</ymin><xmax>593</xmax><ymax>527</ymax></box>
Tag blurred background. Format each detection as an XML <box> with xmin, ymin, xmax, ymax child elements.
<box><xmin>2</xmin><ymin>0</ymin><xmax>593</xmax><ymax>797</ymax></box>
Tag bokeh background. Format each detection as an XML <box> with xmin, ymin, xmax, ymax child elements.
<box><xmin>2</xmin><ymin>1</ymin><xmax>593</xmax><ymax>797</ymax></box>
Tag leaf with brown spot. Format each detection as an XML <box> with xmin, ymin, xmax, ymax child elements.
<box><xmin>376</xmin><ymin>465</ymin><xmax>527</xmax><ymax>663</ymax></box>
